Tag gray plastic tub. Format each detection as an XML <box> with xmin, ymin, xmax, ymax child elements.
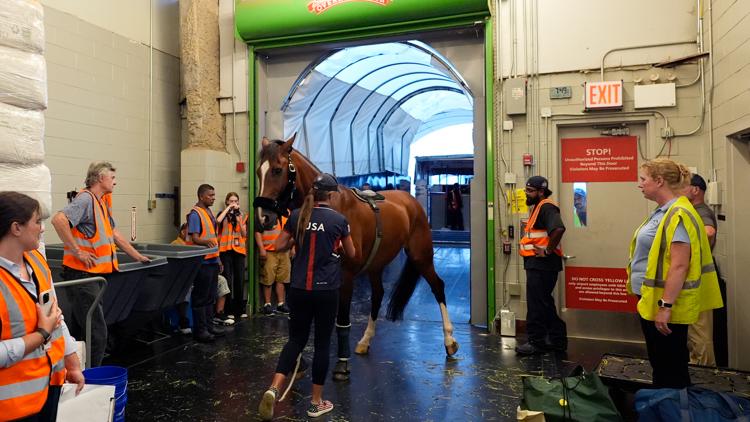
<box><xmin>129</xmin><ymin>243</ymin><xmax>218</xmax><ymax>313</ymax></box>
<box><xmin>46</xmin><ymin>246</ymin><xmax>167</xmax><ymax>324</ymax></box>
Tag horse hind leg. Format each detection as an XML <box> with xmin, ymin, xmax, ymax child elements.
<box><xmin>355</xmin><ymin>272</ymin><xmax>384</xmax><ymax>355</ymax></box>
<box><xmin>407</xmin><ymin>235</ymin><xmax>459</xmax><ymax>356</ymax></box>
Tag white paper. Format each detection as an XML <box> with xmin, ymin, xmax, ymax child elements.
<box><xmin>57</xmin><ymin>383</ymin><xmax>115</xmax><ymax>422</ymax></box>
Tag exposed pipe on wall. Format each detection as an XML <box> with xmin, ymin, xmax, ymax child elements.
<box><xmin>600</xmin><ymin>40</ymin><xmax>696</xmax><ymax>81</ymax></box>
<box><xmin>148</xmin><ymin>0</ymin><xmax>154</xmax><ymax>210</ymax></box>
<box><xmin>672</xmin><ymin>0</ymin><xmax>706</xmax><ymax>137</ymax></box>
<box><xmin>707</xmin><ymin>0</ymin><xmax>715</xmax><ymax>173</ymax></box>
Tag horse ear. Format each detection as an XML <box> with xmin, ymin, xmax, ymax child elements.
<box><xmin>281</xmin><ymin>133</ymin><xmax>297</xmax><ymax>152</ymax></box>
<box><xmin>261</xmin><ymin>136</ymin><xmax>270</xmax><ymax>148</ymax></box>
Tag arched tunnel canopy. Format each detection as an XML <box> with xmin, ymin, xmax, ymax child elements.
<box><xmin>282</xmin><ymin>40</ymin><xmax>474</xmax><ymax>178</ymax></box>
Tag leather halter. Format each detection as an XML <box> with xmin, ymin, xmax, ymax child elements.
<box><xmin>253</xmin><ymin>143</ymin><xmax>296</xmax><ymax>218</ymax></box>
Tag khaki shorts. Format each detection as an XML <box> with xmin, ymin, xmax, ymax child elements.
<box><xmin>260</xmin><ymin>250</ymin><xmax>291</xmax><ymax>286</ymax></box>
<box><xmin>217</xmin><ymin>274</ymin><xmax>230</xmax><ymax>297</ymax></box>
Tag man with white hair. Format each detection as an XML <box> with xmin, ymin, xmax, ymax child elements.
<box><xmin>51</xmin><ymin>161</ymin><xmax>150</xmax><ymax>366</ymax></box>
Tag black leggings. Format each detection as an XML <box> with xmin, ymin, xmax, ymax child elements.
<box><xmin>276</xmin><ymin>288</ymin><xmax>338</xmax><ymax>385</ymax></box>
<box><xmin>220</xmin><ymin>250</ymin><xmax>246</xmax><ymax>315</ymax></box>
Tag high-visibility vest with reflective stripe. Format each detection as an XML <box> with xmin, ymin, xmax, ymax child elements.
<box><xmin>260</xmin><ymin>216</ymin><xmax>287</xmax><ymax>252</ymax></box>
<box><xmin>218</xmin><ymin>213</ymin><xmax>247</xmax><ymax>255</ymax></box>
<box><xmin>186</xmin><ymin>206</ymin><xmax>220</xmax><ymax>260</ymax></box>
<box><xmin>62</xmin><ymin>190</ymin><xmax>119</xmax><ymax>273</ymax></box>
<box><xmin>519</xmin><ymin>199</ymin><xmax>563</xmax><ymax>257</ymax></box>
<box><xmin>0</xmin><ymin>250</ymin><xmax>67</xmax><ymax>420</ymax></box>
<box><xmin>626</xmin><ymin>196</ymin><xmax>723</xmax><ymax>324</ymax></box>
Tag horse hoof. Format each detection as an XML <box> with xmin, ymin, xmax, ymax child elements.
<box><xmin>445</xmin><ymin>341</ymin><xmax>459</xmax><ymax>356</ymax></box>
<box><xmin>332</xmin><ymin>361</ymin><xmax>350</xmax><ymax>382</ymax></box>
<box><xmin>354</xmin><ymin>343</ymin><xmax>369</xmax><ymax>355</ymax></box>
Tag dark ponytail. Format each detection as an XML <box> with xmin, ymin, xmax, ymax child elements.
<box><xmin>295</xmin><ymin>190</ymin><xmax>315</xmax><ymax>249</ymax></box>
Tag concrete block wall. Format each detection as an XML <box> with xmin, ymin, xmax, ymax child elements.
<box><xmin>708</xmin><ymin>0</ymin><xmax>750</xmax><ymax>369</ymax></box>
<box><xmin>42</xmin><ymin>5</ymin><xmax>181</xmax><ymax>244</ymax></box>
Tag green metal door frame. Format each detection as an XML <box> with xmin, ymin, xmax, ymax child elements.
<box><xmin>245</xmin><ymin>20</ymin><xmax>495</xmax><ymax>327</ymax></box>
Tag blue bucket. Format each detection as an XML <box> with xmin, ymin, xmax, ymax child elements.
<box><xmin>83</xmin><ymin>366</ymin><xmax>128</xmax><ymax>418</ymax></box>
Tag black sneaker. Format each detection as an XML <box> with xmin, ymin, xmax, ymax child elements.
<box><xmin>276</xmin><ymin>303</ymin><xmax>290</xmax><ymax>314</ymax></box>
<box><xmin>207</xmin><ymin>324</ymin><xmax>226</xmax><ymax>337</ymax></box>
<box><xmin>261</xmin><ymin>303</ymin><xmax>273</xmax><ymax>315</ymax></box>
<box><xmin>193</xmin><ymin>331</ymin><xmax>215</xmax><ymax>343</ymax></box>
<box><xmin>213</xmin><ymin>313</ymin><xmax>235</xmax><ymax>326</ymax></box>
<box><xmin>515</xmin><ymin>342</ymin><xmax>545</xmax><ymax>355</ymax></box>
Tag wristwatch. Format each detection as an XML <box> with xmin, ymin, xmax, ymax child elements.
<box><xmin>35</xmin><ymin>327</ymin><xmax>51</xmax><ymax>344</ymax></box>
<box><xmin>657</xmin><ymin>299</ymin><xmax>673</xmax><ymax>309</ymax></box>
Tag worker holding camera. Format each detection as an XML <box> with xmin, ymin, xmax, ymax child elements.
<box><xmin>216</xmin><ymin>192</ymin><xmax>249</xmax><ymax>323</ymax></box>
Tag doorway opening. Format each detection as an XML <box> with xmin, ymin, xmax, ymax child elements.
<box><xmin>278</xmin><ymin>40</ymin><xmax>475</xmax><ymax>323</ymax></box>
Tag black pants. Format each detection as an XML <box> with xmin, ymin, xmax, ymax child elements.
<box><xmin>220</xmin><ymin>250</ymin><xmax>247</xmax><ymax>316</ymax></box>
<box><xmin>640</xmin><ymin>316</ymin><xmax>691</xmax><ymax>388</ymax></box>
<box><xmin>276</xmin><ymin>288</ymin><xmax>338</xmax><ymax>385</ymax></box>
<box><xmin>191</xmin><ymin>264</ymin><xmax>219</xmax><ymax>334</ymax></box>
<box><xmin>61</xmin><ymin>266</ymin><xmax>107</xmax><ymax>367</ymax></box>
<box><xmin>14</xmin><ymin>385</ymin><xmax>61</xmax><ymax>422</ymax></box>
<box><xmin>525</xmin><ymin>269</ymin><xmax>567</xmax><ymax>348</ymax></box>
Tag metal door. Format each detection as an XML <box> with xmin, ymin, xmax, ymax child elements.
<box><xmin>556</xmin><ymin>124</ymin><xmax>649</xmax><ymax>342</ymax></box>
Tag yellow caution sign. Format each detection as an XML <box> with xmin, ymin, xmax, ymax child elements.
<box><xmin>507</xmin><ymin>189</ymin><xmax>528</xmax><ymax>214</ymax></box>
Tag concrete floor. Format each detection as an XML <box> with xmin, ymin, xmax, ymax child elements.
<box><xmin>121</xmin><ymin>317</ymin><xmax>645</xmax><ymax>421</ymax></box>
<box><xmin>112</xmin><ymin>246</ymin><xmax>651</xmax><ymax>421</ymax></box>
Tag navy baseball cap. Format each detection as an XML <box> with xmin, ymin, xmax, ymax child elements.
<box><xmin>526</xmin><ymin>176</ymin><xmax>553</xmax><ymax>196</ymax></box>
<box><xmin>690</xmin><ymin>174</ymin><xmax>707</xmax><ymax>191</ymax></box>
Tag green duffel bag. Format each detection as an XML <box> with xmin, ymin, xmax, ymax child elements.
<box><xmin>520</xmin><ymin>366</ymin><xmax>623</xmax><ymax>422</ymax></box>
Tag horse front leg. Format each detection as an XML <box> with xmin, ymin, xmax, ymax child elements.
<box><xmin>355</xmin><ymin>272</ymin><xmax>384</xmax><ymax>355</ymax></box>
<box><xmin>333</xmin><ymin>272</ymin><xmax>354</xmax><ymax>382</ymax></box>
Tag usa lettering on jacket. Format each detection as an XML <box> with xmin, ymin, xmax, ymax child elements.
<box><xmin>306</xmin><ymin>222</ymin><xmax>325</xmax><ymax>231</ymax></box>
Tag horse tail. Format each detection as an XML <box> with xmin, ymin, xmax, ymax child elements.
<box><xmin>295</xmin><ymin>191</ymin><xmax>314</xmax><ymax>249</ymax></box>
<box><xmin>386</xmin><ymin>254</ymin><xmax>421</xmax><ymax>321</ymax></box>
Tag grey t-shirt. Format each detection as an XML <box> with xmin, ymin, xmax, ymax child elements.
<box><xmin>61</xmin><ymin>192</ymin><xmax>115</xmax><ymax>238</ymax></box>
<box><xmin>693</xmin><ymin>202</ymin><xmax>717</xmax><ymax>247</ymax></box>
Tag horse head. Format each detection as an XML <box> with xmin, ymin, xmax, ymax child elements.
<box><xmin>253</xmin><ymin>134</ymin><xmax>297</xmax><ymax>231</ymax></box>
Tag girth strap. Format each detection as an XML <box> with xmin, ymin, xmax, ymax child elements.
<box><xmin>357</xmin><ymin>202</ymin><xmax>384</xmax><ymax>276</ymax></box>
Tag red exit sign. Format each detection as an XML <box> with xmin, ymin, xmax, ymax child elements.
<box><xmin>584</xmin><ymin>81</ymin><xmax>623</xmax><ymax>110</ymax></box>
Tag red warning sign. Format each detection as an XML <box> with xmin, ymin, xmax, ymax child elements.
<box><xmin>565</xmin><ymin>266</ymin><xmax>637</xmax><ymax>313</ymax></box>
<box><xmin>561</xmin><ymin>136</ymin><xmax>638</xmax><ymax>182</ymax></box>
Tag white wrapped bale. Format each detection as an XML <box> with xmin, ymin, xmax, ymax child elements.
<box><xmin>0</xmin><ymin>102</ymin><xmax>44</xmax><ymax>164</ymax></box>
<box><xmin>0</xmin><ymin>46</ymin><xmax>47</xmax><ymax>110</ymax></box>
<box><xmin>0</xmin><ymin>163</ymin><xmax>52</xmax><ymax>218</ymax></box>
<box><xmin>0</xmin><ymin>0</ymin><xmax>44</xmax><ymax>53</ymax></box>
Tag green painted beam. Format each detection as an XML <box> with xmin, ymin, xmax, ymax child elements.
<box><xmin>246</xmin><ymin>46</ymin><xmax>257</xmax><ymax>315</ymax></box>
<box><xmin>484</xmin><ymin>19</ymin><xmax>496</xmax><ymax>329</ymax></box>
<box><xmin>236</xmin><ymin>0</ymin><xmax>489</xmax><ymax>44</ymax></box>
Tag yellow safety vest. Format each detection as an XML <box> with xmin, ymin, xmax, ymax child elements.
<box><xmin>626</xmin><ymin>196</ymin><xmax>723</xmax><ymax>323</ymax></box>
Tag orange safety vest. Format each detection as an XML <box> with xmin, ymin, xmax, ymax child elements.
<box><xmin>260</xmin><ymin>216</ymin><xmax>287</xmax><ymax>252</ymax></box>
<box><xmin>62</xmin><ymin>190</ymin><xmax>119</xmax><ymax>273</ymax></box>
<box><xmin>218</xmin><ymin>213</ymin><xmax>247</xmax><ymax>255</ymax></box>
<box><xmin>0</xmin><ymin>250</ymin><xmax>67</xmax><ymax>420</ymax></box>
<box><xmin>185</xmin><ymin>206</ymin><xmax>220</xmax><ymax>260</ymax></box>
<box><xmin>519</xmin><ymin>199</ymin><xmax>563</xmax><ymax>257</ymax></box>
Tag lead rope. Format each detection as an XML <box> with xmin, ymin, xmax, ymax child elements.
<box><xmin>278</xmin><ymin>353</ymin><xmax>302</xmax><ymax>402</ymax></box>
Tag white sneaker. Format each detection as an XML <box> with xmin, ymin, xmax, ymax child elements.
<box><xmin>258</xmin><ymin>387</ymin><xmax>277</xmax><ymax>421</ymax></box>
<box><xmin>240</xmin><ymin>313</ymin><xmax>249</xmax><ymax>318</ymax></box>
<box><xmin>178</xmin><ymin>327</ymin><xmax>192</xmax><ymax>335</ymax></box>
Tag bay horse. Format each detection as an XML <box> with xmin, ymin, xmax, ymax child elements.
<box><xmin>254</xmin><ymin>134</ymin><xmax>458</xmax><ymax>380</ymax></box>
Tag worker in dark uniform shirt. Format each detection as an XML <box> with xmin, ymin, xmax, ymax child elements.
<box><xmin>259</xmin><ymin>173</ymin><xmax>356</xmax><ymax>420</ymax></box>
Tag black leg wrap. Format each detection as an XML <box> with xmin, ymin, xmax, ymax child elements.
<box><xmin>336</xmin><ymin>325</ymin><xmax>351</xmax><ymax>360</ymax></box>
